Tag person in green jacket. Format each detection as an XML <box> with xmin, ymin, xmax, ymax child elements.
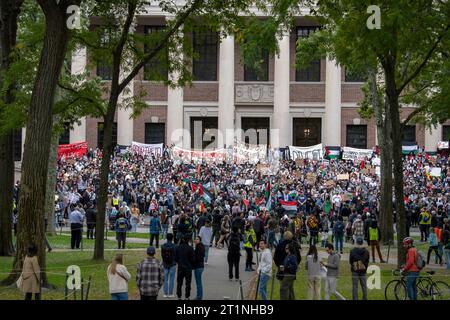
<box><xmin>244</xmin><ymin>224</ymin><xmax>256</xmax><ymax>271</ymax></box>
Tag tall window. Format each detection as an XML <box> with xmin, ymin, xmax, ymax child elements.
<box><xmin>402</xmin><ymin>125</ymin><xmax>416</xmax><ymax>145</ymax></box>
<box><xmin>96</xmin><ymin>32</ymin><xmax>113</xmax><ymax>80</ymax></box>
<box><xmin>296</xmin><ymin>27</ymin><xmax>320</xmax><ymax>82</ymax></box>
<box><xmin>97</xmin><ymin>122</ymin><xmax>117</xmax><ymax>149</ymax></box>
<box><xmin>193</xmin><ymin>31</ymin><xmax>218</xmax><ymax>81</ymax></box>
<box><xmin>145</xmin><ymin>123</ymin><xmax>166</xmax><ymax>144</ymax></box>
<box><xmin>59</xmin><ymin>122</ymin><xmax>71</xmax><ymax>145</ymax></box>
<box><xmin>443</xmin><ymin>125</ymin><xmax>450</xmax><ymax>141</ymax></box>
<box><xmin>244</xmin><ymin>48</ymin><xmax>269</xmax><ymax>81</ymax></box>
<box><xmin>14</xmin><ymin>130</ymin><xmax>22</xmax><ymax>162</ymax></box>
<box><xmin>144</xmin><ymin>26</ymin><xmax>168</xmax><ymax>81</ymax></box>
<box><xmin>345</xmin><ymin>68</ymin><xmax>367</xmax><ymax>82</ymax></box>
<box><xmin>346</xmin><ymin>125</ymin><xmax>367</xmax><ymax>149</ymax></box>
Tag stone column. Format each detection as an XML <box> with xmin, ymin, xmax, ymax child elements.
<box><xmin>70</xmin><ymin>47</ymin><xmax>87</xmax><ymax>143</ymax></box>
<box><xmin>272</xmin><ymin>32</ymin><xmax>290</xmax><ymax>148</ymax></box>
<box><xmin>324</xmin><ymin>58</ymin><xmax>341</xmax><ymax>146</ymax></box>
<box><xmin>425</xmin><ymin>124</ymin><xmax>442</xmax><ymax>152</ymax></box>
<box><xmin>218</xmin><ymin>35</ymin><xmax>235</xmax><ymax>148</ymax></box>
<box><xmin>167</xmin><ymin>27</ymin><xmax>185</xmax><ymax>148</ymax></box>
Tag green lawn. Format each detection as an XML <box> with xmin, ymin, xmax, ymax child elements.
<box><xmin>265</xmin><ymin>255</ymin><xmax>449</xmax><ymax>300</ymax></box>
<box><xmin>18</xmin><ymin>235</ymin><xmax>149</xmax><ymax>250</ymax></box>
<box><xmin>0</xmin><ymin>251</ymin><xmax>152</xmax><ymax>300</ymax></box>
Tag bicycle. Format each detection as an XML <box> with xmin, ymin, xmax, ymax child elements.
<box><xmin>385</xmin><ymin>269</ymin><xmax>450</xmax><ymax>300</ymax></box>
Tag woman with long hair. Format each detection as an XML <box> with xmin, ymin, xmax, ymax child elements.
<box><xmin>20</xmin><ymin>245</ymin><xmax>41</xmax><ymax>300</ymax></box>
<box><xmin>217</xmin><ymin>215</ymin><xmax>230</xmax><ymax>249</ymax></box>
<box><xmin>305</xmin><ymin>244</ymin><xmax>322</xmax><ymax>300</ymax></box>
<box><xmin>107</xmin><ymin>254</ymin><xmax>131</xmax><ymax>300</ymax></box>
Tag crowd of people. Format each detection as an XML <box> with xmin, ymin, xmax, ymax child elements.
<box><xmin>13</xmin><ymin>146</ymin><xmax>450</xmax><ymax>300</ymax></box>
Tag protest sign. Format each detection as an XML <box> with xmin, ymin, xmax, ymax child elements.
<box><xmin>337</xmin><ymin>174</ymin><xmax>349</xmax><ymax>180</ymax></box>
<box><xmin>342</xmin><ymin>147</ymin><xmax>373</xmax><ymax>160</ymax></box>
<box><xmin>58</xmin><ymin>142</ymin><xmax>87</xmax><ymax>159</ymax></box>
<box><xmin>130</xmin><ymin>142</ymin><xmax>163</xmax><ymax>156</ymax></box>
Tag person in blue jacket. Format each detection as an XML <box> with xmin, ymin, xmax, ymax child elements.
<box><xmin>150</xmin><ymin>212</ymin><xmax>162</xmax><ymax>248</ymax></box>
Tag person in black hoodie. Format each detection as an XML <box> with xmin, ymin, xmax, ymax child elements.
<box><xmin>193</xmin><ymin>236</ymin><xmax>206</xmax><ymax>300</ymax></box>
<box><xmin>86</xmin><ymin>203</ymin><xmax>96</xmax><ymax>239</ymax></box>
<box><xmin>175</xmin><ymin>235</ymin><xmax>195</xmax><ymax>300</ymax></box>
<box><xmin>227</xmin><ymin>227</ymin><xmax>243</xmax><ymax>281</ymax></box>
<box><xmin>349</xmin><ymin>237</ymin><xmax>370</xmax><ymax>300</ymax></box>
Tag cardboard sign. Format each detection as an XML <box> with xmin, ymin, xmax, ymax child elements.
<box><xmin>325</xmin><ymin>180</ymin><xmax>335</xmax><ymax>188</ymax></box>
<box><xmin>295</xmin><ymin>159</ymin><xmax>305</xmax><ymax>166</ymax></box>
<box><xmin>245</xmin><ymin>179</ymin><xmax>254</xmax><ymax>186</ymax></box>
<box><xmin>337</xmin><ymin>174</ymin><xmax>349</xmax><ymax>180</ymax></box>
<box><xmin>361</xmin><ymin>169</ymin><xmax>369</xmax><ymax>175</ymax></box>
<box><xmin>294</xmin><ymin>171</ymin><xmax>302</xmax><ymax>179</ymax></box>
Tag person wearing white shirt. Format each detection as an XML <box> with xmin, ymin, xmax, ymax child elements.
<box><xmin>257</xmin><ymin>240</ymin><xmax>273</xmax><ymax>301</ymax></box>
<box><xmin>107</xmin><ymin>254</ymin><xmax>131</xmax><ymax>300</ymax></box>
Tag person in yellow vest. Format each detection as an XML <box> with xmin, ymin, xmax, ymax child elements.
<box><xmin>419</xmin><ymin>208</ymin><xmax>432</xmax><ymax>242</ymax></box>
<box><xmin>244</xmin><ymin>224</ymin><xmax>256</xmax><ymax>271</ymax></box>
<box><xmin>112</xmin><ymin>196</ymin><xmax>120</xmax><ymax>209</ymax></box>
<box><xmin>368</xmin><ymin>220</ymin><xmax>386</xmax><ymax>263</ymax></box>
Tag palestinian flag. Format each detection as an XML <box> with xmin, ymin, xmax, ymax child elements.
<box><xmin>243</xmin><ymin>198</ymin><xmax>250</xmax><ymax>208</ymax></box>
<box><xmin>198</xmin><ymin>184</ymin><xmax>213</xmax><ymax>204</ymax></box>
<box><xmin>264</xmin><ymin>182</ymin><xmax>271</xmax><ymax>200</ymax></box>
<box><xmin>191</xmin><ymin>182</ymin><xmax>197</xmax><ymax>193</ymax></box>
<box><xmin>265</xmin><ymin>196</ymin><xmax>272</xmax><ymax>211</ymax></box>
<box><xmin>325</xmin><ymin>146</ymin><xmax>341</xmax><ymax>159</ymax></box>
<box><xmin>255</xmin><ymin>197</ymin><xmax>266</xmax><ymax>207</ymax></box>
<box><xmin>280</xmin><ymin>200</ymin><xmax>297</xmax><ymax>211</ymax></box>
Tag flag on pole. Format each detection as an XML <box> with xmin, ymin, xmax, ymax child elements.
<box><xmin>279</xmin><ymin>200</ymin><xmax>297</xmax><ymax>211</ymax></box>
<box><xmin>264</xmin><ymin>182</ymin><xmax>271</xmax><ymax>200</ymax></box>
<box><xmin>265</xmin><ymin>196</ymin><xmax>272</xmax><ymax>211</ymax></box>
<box><xmin>202</xmin><ymin>188</ymin><xmax>213</xmax><ymax>204</ymax></box>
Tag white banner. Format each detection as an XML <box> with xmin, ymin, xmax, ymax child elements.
<box><xmin>288</xmin><ymin>144</ymin><xmax>324</xmax><ymax>160</ymax></box>
<box><xmin>438</xmin><ymin>141</ymin><xmax>449</xmax><ymax>150</ymax></box>
<box><xmin>342</xmin><ymin>147</ymin><xmax>373</xmax><ymax>160</ymax></box>
<box><xmin>233</xmin><ymin>141</ymin><xmax>267</xmax><ymax>164</ymax></box>
<box><xmin>130</xmin><ymin>142</ymin><xmax>163</xmax><ymax>156</ymax></box>
<box><xmin>172</xmin><ymin>147</ymin><xmax>226</xmax><ymax>163</ymax></box>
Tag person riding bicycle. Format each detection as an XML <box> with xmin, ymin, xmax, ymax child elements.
<box><xmin>400</xmin><ymin>237</ymin><xmax>420</xmax><ymax>300</ymax></box>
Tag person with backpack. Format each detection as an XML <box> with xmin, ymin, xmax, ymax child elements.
<box><xmin>279</xmin><ymin>243</ymin><xmax>298</xmax><ymax>300</ymax></box>
<box><xmin>136</xmin><ymin>246</ymin><xmax>164</xmax><ymax>300</ymax></box>
<box><xmin>333</xmin><ymin>216</ymin><xmax>345</xmax><ymax>254</ymax></box>
<box><xmin>193</xmin><ymin>236</ymin><xmax>206</xmax><ymax>300</ymax></box>
<box><xmin>227</xmin><ymin>226</ymin><xmax>243</xmax><ymax>281</ymax></box>
<box><xmin>244</xmin><ymin>224</ymin><xmax>256</xmax><ymax>271</ymax></box>
<box><xmin>368</xmin><ymin>220</ymin><xmax>386</xmax><ymax>263</ymax></box>
<box><xmin>349</xmin><ymin>237</ymin><xmax>370</xmax><ymax>300</ymax></box>
<box><xmin>149</xmin><ymin>212</ymin><xmax>162</xmax><ymax>248</ymax></box>
<box><xmin>427</xmin><ymin>227</ymin><xmax>443</xmax><ymax>265</ymax></box>
<box><xmin>351</xmin><ymin>215</ymin><xmax>365</xmax><ymax>245</ymax></box>
<box><xmin>307</xmin><ymin>213</ymin><xmax>319</xmax><ymax>246</ymax></box>
<box><xmin>419</xmin><ymin>208</ymin><xmax>432</xmax><ymax>242</ymax></box>
<box><xmin>115</xmin><ymin>213</ymin><xmax>131</xmax><ymax>249</ymax></box>
<box><xmin>305</xmin><ymin>244</ymin><xmax>322</xmax><ymax>300</ymax></box>
<box><xmin>401</xmin><ymin>237</ymin><xmax>422</xmax><ymax>300</ymax></box>
<box><xmin>175</xmin><ymin>234</ymin><xmax>195</xmax><ymax>300</ymax></box>
<box><xmin>161</xmin><ymin>233</ymin><xmax>177</xmax><ymax>298</ymax></box>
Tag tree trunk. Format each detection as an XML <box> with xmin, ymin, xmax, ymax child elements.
<box><xmin>384</xmin><ymin>61</ymin><xmax>407</xmax><ymax>267</ymax></box>
<box><xmin>93</xmin><ymin>105</ymin><xmax>117</xmax><ymax>260</ymax></box>
<box><xmin>45</xmin><ymin>118</ymin><xmax>60</xmax><ymax>236</ymax></box>
<box><xmin>0</xmin><ymin>133</ymin><xmax>15</xmax><ymax>256</ymax></box>
<box><xmin>0</xmin><ymin>0</ymin><xmax>23</xmax><ymax>257</ymax></box>
<box><xmin>1</xmin><ymin>2</ymin><xmax>70</xmax><ymax>286</ymax></box>
<box><xmin>369</xmin><ymin>69</ymin><xmax>394</xmax><ymax>245</ymax></box>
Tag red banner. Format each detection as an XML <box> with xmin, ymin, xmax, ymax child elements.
<box><xmin>58</xmin><ymin>142</ymin><xmax>87</xmax><ymax>159</ymax></box>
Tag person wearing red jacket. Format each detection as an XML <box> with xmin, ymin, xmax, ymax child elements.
<box><xmin>401</xmin><ymin>237</ymin><xmax>420</xmax><ymax>300</ymax></box>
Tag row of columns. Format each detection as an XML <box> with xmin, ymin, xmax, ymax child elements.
<box><xmin>68</xmin><ymin>32</ymin><xmax>443</xmax><ymax>151</ymax></box>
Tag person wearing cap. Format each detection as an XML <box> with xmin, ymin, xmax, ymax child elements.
<box><xmin>401</xmin><ymin>237</ymin><xmax>420</xmax><ymax>300</ymax></box>
<box><xmin>349</xmin><ymin>237</ymin><xmax>370</xmax><ymax>300</ymax></box>
<box><xmin>136</xmin><ymin>246</ymin><xmax>164</xmax><ymax>300</ymax></box>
